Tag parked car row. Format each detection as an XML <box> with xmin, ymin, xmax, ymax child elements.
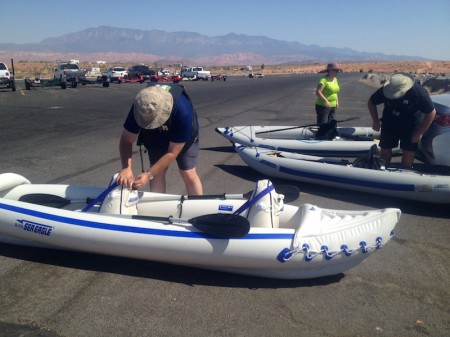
<box><xmin>103</xmin><ymin>65</ymin><xmax>183</xmax><ymax>84</ymax></box>
<box><xmin>2</xmin><ymin>59</ymin><xmax>212</xmax><ymax>88</ymax></box>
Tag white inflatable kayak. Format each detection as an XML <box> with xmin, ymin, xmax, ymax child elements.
<box><xmin>216</xmin><ymin>125</ymin><xmax>383</xmax><ymax>156</ymax></box>
<box><xmin>0</xmin><ymin>173</ymin><xmax>400</xmax><ymax>280</ymax></box>
<box><xmin>235</xmin><ymin>145</ymin><xmax>450</xmax><ymax>204</ymax></box>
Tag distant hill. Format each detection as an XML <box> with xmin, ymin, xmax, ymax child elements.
<box><xmin>0</xmin><ymin>26</ymin><xmax>427</xmax><ymax>65</ymax></box>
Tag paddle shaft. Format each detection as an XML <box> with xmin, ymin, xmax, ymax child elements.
<box><xmin>255</xmin><ymin>116</ymin><xmax>362</xmax><ymax>134</ymax></box>
<box><xmin>132</xmin><ymin>213</ymin><xmax>250</xmax><ymax>238</ymax></box>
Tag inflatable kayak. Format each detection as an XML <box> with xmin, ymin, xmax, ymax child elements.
<box><xmin>216</xmin><ymin>124</ymin><xmax>383</xmax><ymax>156</ymax></box>
<box><xmin>0</xmin><ymin>173</ymin><xmax>400</xmax><ymax>280</ymax></box>
<box><xmin>235</xmin><ymin>145</ymin><xmax>450</xmax><ymax>204</ymax></box>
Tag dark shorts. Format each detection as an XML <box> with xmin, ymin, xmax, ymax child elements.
<box><xmin>380</xmin><ymin>121</ymin><xmax>418</xmax><ymax>151</ymax></box>
<box><xmin>315</xmin><ymin>104</ymin><xmax>336</xmax><ymax>124</ymax></box>
<box><xmin>148</xmin><ymin>138</ymin><xmax>199</xmax><ymax>170</ymax></box>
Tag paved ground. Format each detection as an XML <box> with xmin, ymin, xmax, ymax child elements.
<box><xmin>0</xmin><ymin>75</ymin><xmax>448</xmax><ymax>337</ymax></box>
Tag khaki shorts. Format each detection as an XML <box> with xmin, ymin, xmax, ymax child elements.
<box><xmin>148</xmin><ymin>138</ymin><xmax>199</xmax><ymax>170</ymax></box>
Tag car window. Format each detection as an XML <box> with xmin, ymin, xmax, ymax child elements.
<box><xmin>59</xmin><ymin>64</ymin><xmax>79</xmax><ymax>70</ymax></box>
<box><xmin>0</xmin><ymin>63</ymin><xmax>7</xmax><ymax>70</ymax></box>
<box><xmin>114</xmin><ymin>67</ymin><xmax>126</xmax><ymax>71</ymax></box>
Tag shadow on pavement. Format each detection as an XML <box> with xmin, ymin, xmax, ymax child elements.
<box><xmin>0</xmin><ymin>243</ymin><xmax>344</xmax><ymax>290</ymax></box>
<box><xmin>201</xmin><ymin>146</ymin><xmax>236</xmax><ymax>153</ymax></box>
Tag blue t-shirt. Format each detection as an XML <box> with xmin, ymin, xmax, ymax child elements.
<box><xmin>124</xmin><ymin>93</ymin><xmax>196</xmax><ymax>148</ymax></box>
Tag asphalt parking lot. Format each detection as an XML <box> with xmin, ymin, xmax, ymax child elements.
<box><xmin>0</xmin><ymin>74</ymin><xmax>448</xmax><ymax>337</ymax></box>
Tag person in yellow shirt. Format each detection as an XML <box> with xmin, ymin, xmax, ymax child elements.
<box><xmin>315</xmin><ymin>62</ymin><xmax>341</xmax><ymax>124</ymax></box>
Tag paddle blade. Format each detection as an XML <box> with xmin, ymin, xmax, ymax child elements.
<box><xmin>190</xmin><ymin>213</ymin><xmax>250</xmax><ymax>238</ymax></box>
<box><xmin>274</xmin><ymin>185</ymin><xmax>300</xmax><ymax>203</ymax></box>
<box><xmin>242</xmin><ymin>185</ymin><xmax>300</xmax><ymax>203</ymax></box>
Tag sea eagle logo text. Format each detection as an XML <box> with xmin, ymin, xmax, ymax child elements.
<box><xmin>15</xmin><ymin>219</ymin><xmax>53</xmax><ymax>236</ymax></box>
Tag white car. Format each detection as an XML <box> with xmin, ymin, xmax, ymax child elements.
<box><xmin>0</xmin><ymin>62</ymin><xmax>16</xmax><ymax>91</ymax></box>
<box><xmin>105</xmin><ymin>67</ymin><xmax>127</xmax><ymax>82</ymax></box>
<box><xmin>417</xmin><ymin>93</ymin><xmax>450</xmax><ymax>166</ymax></box>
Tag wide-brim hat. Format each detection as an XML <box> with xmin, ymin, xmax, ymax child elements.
<box><xmin>319</xmin><ymin>62</ymin><xmax>342</xmax><ymax>73</ymax></box>
<box><xmin>133</xmin><ymin>86</ymin><xmax>173</xmax><ymax>129</ymax></box>
<box><xmin>383</xmin><ymin>72</ymin><xmax>415</xmax><ymax>99</ymax></box>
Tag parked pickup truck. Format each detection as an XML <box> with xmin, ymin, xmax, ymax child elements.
<box><xmin>54</xmin><ymin>62</ymin><xmax>86</xmax><ymax>84</ymax></box>
<box><xmin>180</xmin><ymin>66</ymin><xmax>211</xmax><ymax>80</ymax></box>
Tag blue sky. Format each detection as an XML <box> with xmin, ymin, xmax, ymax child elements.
<box><xmin>2</xmin><ymin>0</ymin><xmax>449</xmax><ymax>60</ymax></box>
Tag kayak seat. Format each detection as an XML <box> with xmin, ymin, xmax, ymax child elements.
<box><xmin>352</xmin><ymin>144</ymin><xmax>385</xmax><ymax>170</ymax></box>
<box><xmin>99</xmin><ymin>185</ymin><xmax>139</xmax><ymax>215</ymax></box>
<box><xmin>245</xmin><ymin>180</ymin><xmax>284</xmax><ymax>228</ymax></box>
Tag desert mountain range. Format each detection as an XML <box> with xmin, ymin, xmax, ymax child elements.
<box><xmin>0</xmin><ymin>26</ymin><xmax>430</xmax><ymax>66</ymax></box>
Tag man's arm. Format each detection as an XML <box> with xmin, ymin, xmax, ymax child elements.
<box><xmin>368</xmin><ymin>98</ymin><xmax>381</xmax><ymax>131</ymax></box>
<box><xmin>117</xmin><ymin>129</ymin><xmax>138</xmax><ymax>188</ymax></box>
<box><xmin>412</xmin><ymin>108</ymin><xmax>436</xmax><ymax>143</ymax></box>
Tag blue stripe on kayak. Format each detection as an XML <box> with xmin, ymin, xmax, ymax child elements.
<box><xmin>279</xmin><ymin>148</ymin><xmax>369</xmax><ymax>156</ymax></box>
<box><xmin>278</xmin><ymin>165</ymin><xmax>415</xmax><ymax>191</ymax></box>
<box><xmin>0</xmin><ymin>202</ymin><xmax>293</xmax><ymax>240</ymax></box>
<box><xmin>257</xmin><ymin>144</ymin><xmax>369</xmax><ymax>156</ymax></box>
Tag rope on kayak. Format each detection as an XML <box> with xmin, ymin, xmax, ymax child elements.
<box><xmin>276</xmin><ymin>229</ymin><xmax>394</xmax><ymax>263</ymax></box>
<box><xmin>223</xmin><ymin>126</ymin><xmax>255</xmax><ymax>143</ymax></box>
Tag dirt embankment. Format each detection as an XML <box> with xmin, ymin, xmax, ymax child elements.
<box><xmin>250</xmin><ymin>61</ymin><xmax>450</xmax><ymax>75</ymax></box>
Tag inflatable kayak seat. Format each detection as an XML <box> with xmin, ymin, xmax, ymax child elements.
<box><xmin>352</xmin><ymin>144</ymin><xmax>385</xmax><ymax>170</ymax></box>
<box><xmin>245</xmin><ymin>180</ymin><xmax>284</xmax><ymax>228</ymax></box>
<box><xmin>99</xmin><ymin>185</ymin><xmax>139</xmax><ymax>215</ymax></box>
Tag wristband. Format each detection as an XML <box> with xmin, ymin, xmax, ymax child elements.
<box><xmin>147</xmin><ymin>171</ymin><xmax>154</xmax><ymax>180</ymax></box>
